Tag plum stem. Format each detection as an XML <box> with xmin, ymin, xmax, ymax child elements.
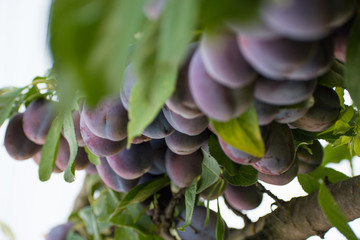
<box><xmin>154</xmin><ymin>188</ymin><xmax>186</xmax><ymax>240</ymax></box>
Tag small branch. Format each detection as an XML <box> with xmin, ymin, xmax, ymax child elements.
<box><xmin>256</xmin><ymin>182</ymin><xmax>285</xmax><ymax>207</ymax></box>
<box><xmin>165</xmin><ymin>189</ymin><xmax>186</xmax><ymax>220</ymax></box>
<box><xmin>153</xmin><ymin>189</ymin><xmax>186</xmax><ymax>240</ymax></box>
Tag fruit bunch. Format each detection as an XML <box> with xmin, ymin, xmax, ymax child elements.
<box><xmin>4</xmin><ymin>99</ymin><xmax>90</xmax><ymax>173</ymax></box>
<box><xmin>3</xmin><ymin>0</ymin><xmax>359</xmax><ymax>239</ymax></box>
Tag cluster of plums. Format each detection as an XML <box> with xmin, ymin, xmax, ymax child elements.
<box><xmin>4</xmin><ymin>99</ymin><xmax>90</xmax><ymax>172</ymax></box>
<box><xmin>4</xmin><ymin>0</ymin><xmax>358</xmax><ymax>239</ymax></box>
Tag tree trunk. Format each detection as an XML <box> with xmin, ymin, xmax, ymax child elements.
<box><xmin>227</xmin><ymin>176</ymin><xmax>360</xmax><ymax>240</ymax></box>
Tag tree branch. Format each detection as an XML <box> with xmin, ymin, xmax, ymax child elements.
<box><xmin>227</xmin><ymin>176</ymin><xmax>360</xmax><ymax>240</ymax></box>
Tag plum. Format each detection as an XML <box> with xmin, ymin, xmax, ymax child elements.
<box><xmin>218</xmin><ymin>137</ymin><xmax>259</xmax><ymax>165</ymax></box>
<box><xmin>96</xmin><ymin>157</ymin><xmax>139</xmax><ymax>192</ymax></box>
<box><xmin>23</xmin><ymin>98</ymin><xmax>56</xmax><ymax>144</ymax></box>
<box><xmin>80</xmin><ymin>113</ymin><xmax>127</xmax><ymax>157</ymax></box>
<box><xmin>258</xmin><ymin>161</ymin><xmax>299</xmax><ymax>186</ymax></box>
<box><xmin>165</xmin><ymin>129</ymin><xmax>210</xmax><ymax>155</ymax></box>
<box><xmin>254</xmin><ymin>99</ymin><xmax>279</xmax><ymax>126</ymax></box>
<box><xmin>82</xmin><ymin>97</ymin><xmax>128</xmax><ymax>141</ymax></box>
<box><xmin>275</xmin><ymin>107</ymin><xmax>310</xmax><ymax>124</ymax></box>
<box><xmin>148</xmin><ymin>139</ymin><xmax>167</xmax><ymax>175</ymax></box>
<box><xmin>238</xmin><ymin>35</ymin><xmax>333</xmax><ymax>80</ymax></box>
<box><xmin>162</xmin><ymin>105</ymin><xmax>208</xmax><ymax>136</ymax></box>
<box><xmin>106</xmin><ymin>142</ymin><xmax>154</xmax><ymax>180</ymax></box>
<box><xmin>224</xmin><ymin>184</ymin><xmax>263</xmax><ymax>211</ymax></box>
<box><xmin>46</xmin><ymin>222</ymin><xmax>73</xmax><ymax>240</ymax></box>
<box><xmin>166</xmin><ymin>43</ymin><xmax>204</xmax><ymax>119</ymax></box>
<box><xmin>297</xmin><ymin>140</ymin><xmax>324</xmax><ymax>174</ymax></box>
<box><xmin>290</xmin><ymin>86</ymin><xmax>341</xmax><ymax>132</ymax></box>
<box><xmin>176</xmin><ymin>206</ymin><xmax>224</xmax><ymax>240</ymax></box>
<box><xmin>261</xmin><ymin>0</ymin><xmax>357</xmax><ymax>40</ymax></box>
<box><xmin>254</xmin><ymin>77</ymin><xmax>317</xmax><ymax>105</ymax></box>
<box><xmin>142</xmin><ymin>110</ymin><xmax>174</xmax><ymax>139</ymax></box>
<box><xmin>188</xmin><ymin>49</ymin><xmax>254</xmax><ymax>121</ymax></box>
<box><xmin>252</xmin><ymin>122</ymin><xmax>296</xmax><ymax>175</ymax></box>
<box><xmin>4</xmin><ymin>113</ymin><xmax>41</xmax><ymax>160</ymax></box>
<box><xmin>199</xmin><ymin>28</ymin><xmax>257</xmax><ymax>88</ymax></box>
<box><xmin>165</xmin><ymin>149</ymin><xmax>203</xmax><ymax>188</ymax></box>
<box><xmin>55</xmin><ymin>137</ymin><xmax>90</xmax><ymax>171</ymax></box>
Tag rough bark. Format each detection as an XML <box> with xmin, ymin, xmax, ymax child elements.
<box><xmin>227</xmin><ymin>176</ymin><xmax>360</xmax><ymax>240</ymax></box>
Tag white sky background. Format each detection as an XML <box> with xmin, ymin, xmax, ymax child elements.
<box><xmin>0</xmin><ymin>1</ymin><xmax>86</xmax><ymax>240</ymax></box>
<box><xmin>0</xmin><ymin>1</ymin><xmax>359</xmax><ymax>240</ymax></box>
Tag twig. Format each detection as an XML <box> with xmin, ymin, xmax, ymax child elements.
<box><xmin>160</xmin><ymin>189</ymin><xmax>186</xmax><ymax>240</ymax></box>
<box><xmin>165</xmin><ymin>189</ymin><xmax>186</xmax><ymax>220</ymax></box>
<box><xmin>256</xmin><ymin>182</ymin><xmax>285</xmax><ymax>207</ymax></box>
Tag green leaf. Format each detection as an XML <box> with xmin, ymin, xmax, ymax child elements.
<box><xmin>178</xmin><ymin>179</ymin><xmax>197</xmax><ymax>231</ymax></box>
<box><xmin>210</xmin><ymin>104</ymin><xmax>265</xmax><ymax>157</ymax></box>
<box><xmin>314</xmin><ymin>166</ymin><xmax>348</xmax><ymax>181</ymax></box>
<box><xmin>318</xmin><ymin>68</ymin><xmax>344</xmax><ymax>88</ymax></box>
<box><xmin>79</xmin><ymin>206</ymin><xmax>102</xmax><ymax>240</ymax></box>
<box><xmin>319</xmin><ymin>107</ymin><xmax>354</xmax><ymax>135</ymax></box>
<box><xmin>223</xmin><ymin>165</ymin><xmax>258</xmax><ymax>186</ymax></box>
<box><xmin>50</xmin><ymin>0</ymin><xmax>146</xmax><ymax>106</ymax></box>
<box><xmin>201</xmin><ymin>0</ymin><xmax>261</xmax><ymax>30</ymax></box>
<box><xmin>335</xmin><ymin>87</ymin><xmax>345</xmax><ymax>109</ymax></box>
<box><xmin>318</xmin><ymin>183</ymin><xmax>357</xmax><ymax>240</ymax></box>
<box><xmin>111</xmin><ymin>205</ymin><xmax>155</xmax><ymax>236</ymax></box>
<box><xmin>115</xmin><ymin>227</ymin><xmax>139</xmax><ymax>240</ymax></box>
<box><xmin>297</xmin><ymin>174</ymin><xmax>320</xmax><ymax>194</ymax></box>
<box><xmin>0</xmin><ymin>87</ymin><xmax>25</xmax><ymax>127</ymax></box>
<box><xmin>128</xmin><ymin>0</ymin><xmax>199</xmax><ymax>142</ymax></box>
<box><xmin>86</xmin><ymin>174</ymin><xmax>103</xmax><ymax>203</ymax></box>
<box><xmin>111</xmin><ymin>176</ymin><xmax>170</xmax><ymax>218</ymax></box>
<box><xmin>67</xmin><ymin>231</ymin><xmax>86</xmax><ymax>240</ymax></box>
<box><xmin>126</xmin><ymin>204</ymin><xmax>156</xmax><ymax>235</ymax></box>
<box><xmin>23</xmin><ymin>85</ymin><xmax>42</xmax><ymax>106</ymax></box>
<box><xmin>353</xmin><ymin>136</ymin><xmax>360</xmax><ymax>157</ymax></box>
<box><xmin>0</xmin><ymin>221</ymin><xmax>15</xmax><ymax>240</ymax></box>
<box><xmin>216</xmin><ymin>200</ymin><xmax>225</xmax><ymax>240</ymax></box>
<box><xmin>322</xmin><ymin>144</ymin><xmax>353</xmax><ymax>166</ymax></box>
<box><xmin>39</xmin><ymin>115</ymin><xmax>63</xmax><ymax>181</ymax></box>
<box><xmin>63</xmin><ymin>110</ymin><xmax>78</xmax><ymax>182</ymax></box>
<box><xmin>208</xmin><ymin>134</ymin><xmax>236</xmax><ymax>175</ymax></box>
<box><xmin>332</xmin><ymin>135</ymin><xmax>353</xmax><ymax>147</ymax></box>
<box><xmin>298</xmin><ymin>167</ymin><xmax>349</xmax><ymax>194</ymax></box>
<box><xmin>332</xmin><ymin>59</ymin><xmax>345</xmax><ymax>76</ymax></box>
<box><xmin>84</xmin><ymin>146</ymin><xmax>101</xmax><ymax>165</ymax></box>
<box><xmin>197</xmin><ymin>149</ymin><xmax>221</xmax><ymax>194</ymax></box>
<box><xmin>93</xmin><ymin>189</ymin><xmax>119</xmax><ymax>221</ymax></box>
<box><xmin>345</xmin><ymin>12</ymin><xmax>360</xmax><ymax>108</ymax></box>
<box><xmin>139</xmin><ymin>235</ymin><xmax>164</xmax><ymax>240</ymax></box>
